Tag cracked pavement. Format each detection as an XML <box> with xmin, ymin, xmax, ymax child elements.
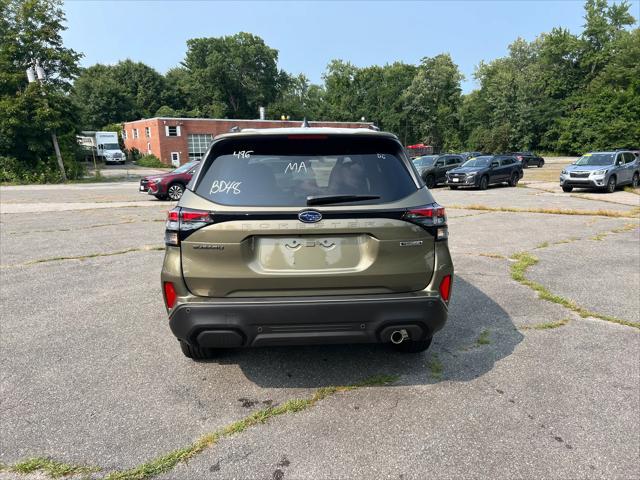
<box><xmin>0</xmin><ymin>181</ymin><xmax>639</xmax><ymax>479</ymax></box>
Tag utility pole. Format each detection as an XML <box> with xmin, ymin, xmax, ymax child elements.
<box><xmin>26</xmin><ymin>62</ymin><xmax>67</xmax><ymax>182</ymax></box>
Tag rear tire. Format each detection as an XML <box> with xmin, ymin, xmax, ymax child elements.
<box><xmin>179</xmin><ymin>341</ymin><xmax>215</xmax><ymax>360</ymax></box>
<box><xmin>425</xmin><ymin>175</ymin><xmax>435</xmax><ymax>189</ymax></box>
<box><xmin>508</xmin><ymin>172</ymin><xmax>519</xmax><ymax>187</ymax></box>
<box><xmin>479</xmin><ymin>176</ymin><xmax>489</xmax><ymax>190</ymax></box>
<box><xmin>537</xmin><ymin>160</ymin><xmax>543</xmax><ymax>168</ymax></box>
<box><xmin>562</xmin><ymin>185</ymin><xmax>573</xmax><ymax>192</ymax></box>
<box><xmin>631</xmin><ymin>173</ymin><xmax>639</xmax><ymax>188</ymax></box>
<box><xmin>606</xmin><ymin>176</ymin><xmax>616</xmax><ymax>193</ymax></box>
<box><xmin>391</xmin><ymin>337</ymin><xmax>433</xmax><ymax>353</ymax></box>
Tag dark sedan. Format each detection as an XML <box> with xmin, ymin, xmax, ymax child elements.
<box><xmin>139</xmin><ymin>161</ymin><xmax>200</xmax><ymax>200</ymax></box>
<box><xmin>510</xmin><ymin>151</ymin><xmax>545</xmax><ymax>168</ymax></box>
<box><xmin>446</xmin><ymin>155</ymin><xmax>523</xmax><ymax>190</ymax></box>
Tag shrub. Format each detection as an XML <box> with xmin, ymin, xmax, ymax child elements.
<box><xmin>135</xmin><ymin>154</ymin><xmax>167</xmax><ymax>168</ymax></box>
<box><xmin>0</xmin><ymin>155</ymin><xmax>86</xmax><ymax>184</ymax></box>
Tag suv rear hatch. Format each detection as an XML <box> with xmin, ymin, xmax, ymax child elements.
<box><xmin>174</xmin><ymin>132</ymin><xmax>443</xmax><ymax>297</ymax></box>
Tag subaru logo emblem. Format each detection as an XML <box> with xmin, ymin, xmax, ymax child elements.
<box><xmin>298</xmin><ymin>210</ymin><xmax>322</xmax><ymax>223</ymax></box>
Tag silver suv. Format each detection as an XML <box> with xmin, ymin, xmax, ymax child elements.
<box><xmin>560</xmin><ymin>151</ymin><xmax>639</xmax><ymax>193</ymax></box>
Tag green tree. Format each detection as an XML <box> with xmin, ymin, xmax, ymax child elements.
<box><xmin>73</xmin><ymin>60</ymin><xmax>166</xmax><ymax>128</ymax></box>
<box><xmin>0</xmin><ymin>0</ymin><xmax>83</xmax><ymax>181</ymax></box>
<box><xmin>183</xmin><ymin>32</ymin><xmax>280</xmax><ymax>118</ymax></box>
<box><xmin>403</xmin><ymin>54</ymin><xmax>463</xmax><ymax>150</ymax></box>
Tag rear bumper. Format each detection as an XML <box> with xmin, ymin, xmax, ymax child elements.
<box><xmin>169</xmin><ymin>293</ymin><xmax>448</xmax><ymax>348</ymax></box>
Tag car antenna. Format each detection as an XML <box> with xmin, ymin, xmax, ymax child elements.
<box><xmin>301</xmin><ymin>117</ymin><xmax>310</xmax><ymax>128</ymax></box>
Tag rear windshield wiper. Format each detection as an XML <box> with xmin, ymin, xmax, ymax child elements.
<box><xmin>306</xmin><ymin>194</ymin><xmax>381</xmax><ymax>206</ymax></box>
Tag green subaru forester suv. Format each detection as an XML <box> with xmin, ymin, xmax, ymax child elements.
<box><xmin>161</xmin><ymin>127</ymin><xmax>453</xmax><ymax>359</ymax></box>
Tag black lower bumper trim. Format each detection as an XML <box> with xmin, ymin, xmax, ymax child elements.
<box><xmin>169</xmin><ymin>294</ymin><xmax>448</xmax><ymax>348</ymax></box>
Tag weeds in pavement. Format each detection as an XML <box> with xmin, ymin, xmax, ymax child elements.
<box><xmin>448</xmin><ymin>204</ymin><xmax>638</xmax><ymax>218</ymax></box>
<box><xmin>521</xmin><ymin>318</ymin><xmax>571</xmax><ymax>330</ymax></box>
<box><xmin>477</xmin><ymin>329</ymin><xmax>491</xmax><ymax>345</ymax></box>
<box><xmin>1</xmin><ymin>457</ymin><xmax>100</xmax><ymax>478</ymax></box>
<box><xmin>103</xmin><ymin>375</ymin><xmax>398</xmax><ymax>480</ymax></box>
<box><xmin>510</xmin><ymin>252</ymin><xmax>639</xmax><ymax>329</ymax></box>
<box><xmin>427</xmin><ymin>356</ymin><xmax>443</xmax><ymax>381</ymax></box>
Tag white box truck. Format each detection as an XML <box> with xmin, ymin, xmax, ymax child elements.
<box><xmin>77</xmin><ymin>131</ymin><xmax>126</xmax><ymax>165</ymax></box>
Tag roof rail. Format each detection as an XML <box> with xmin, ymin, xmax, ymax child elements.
<box><xmin>369</xmin><ymin>124</ymin><xmax>380</xmax><ymax>131</ymax></box>
<box><xmin>229</xmin><ymin>125</ymin><xmax>240</xmax><ymax>133</ymax></box>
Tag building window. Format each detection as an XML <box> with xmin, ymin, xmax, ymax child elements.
<box><xmin>147</xmin><ymin>142</ymin><xmax>151</xmax><ymax>153</ymax></box>
<box><xmin>165</xmin><ymin>125</ymin><xmax>181</xmax><ymax>137</ymax></box>
<box><xmin>187</xmin><ymin>134</ymin><xmax>213</xmax><ymax>161</ymax></box>
<box><xmin>122</xmin><ymin>130</ymin><xmax>127</xmax><ymax>140</ymax></box>
<box><xmin>170</xmin><ymin>152</ymin><xmax>180</xmax><ymax>167</ymax></box>
<box><xmin>133</xmin><ymin>128</ymin><xmax>139</xmax><ymax>139</ymax></box>
<box><xmin>145</xmin><ymin>127</ymin><xmax>151</xmax><ymax>138</ymax></box>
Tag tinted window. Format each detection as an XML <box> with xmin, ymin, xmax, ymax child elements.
<box><xmin>462</xmin><ymin>156</ymin><xmax>492</xmax><ymax>167</ymax></box>
<box><xmin>194</xmin><ymin>136</ymin><xmax>417</xmax><ymax>207</ymax></box>
<box><xmin>173</xmin><ymin>161</ymin><xmax>199</xmax><ymax>174</ymax></box>
<box><xmin>501</xmin><ymin>158</ymin><xmax>515</xmax><ymax>166</ymax></box>
<box><xmin>624</xmin><ymin>152</ymin><xmax>635</xmax><ymax>164</ymax></box>
<box><xmin>412</xmin><ymin>155</ymin><xmax>438</xmax><ymax>167</ymax></box>
<box><xmin>446</xmin><ymin>156</ymin><xmax>461</xmax><ymax>166</ymax></box>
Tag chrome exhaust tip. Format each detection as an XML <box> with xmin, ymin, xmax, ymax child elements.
<box><xmin>390</xmin><ymin>329</ymin><xmax>409</xmax><ymax>344</ymax></box>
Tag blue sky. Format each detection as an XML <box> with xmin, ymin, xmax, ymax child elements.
<box><xmin>62</xmin><ymin>0</ymin><xmax>639</xmax><ymax>93</ymax></box>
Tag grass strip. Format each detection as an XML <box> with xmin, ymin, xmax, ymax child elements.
<box><xmin>104</xmin><ymin>375</ymin><xmax>398</xmax><ymax>480</ymax></box>
<box><xmin>2</xmin><ymin>457</ymin><xmax>100</xmax><ymax>478</ymax></box>
<box><xmin>510</xmin><ymin>252</ymin><xmax>639</xmax><ymax>330</ymax></box>
<box><xmin>448</xmin><ymin>204</ymin><xmax>638</xmax><ymax>218</ymax></box>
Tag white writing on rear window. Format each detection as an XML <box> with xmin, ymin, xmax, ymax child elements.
<box><xmin>210</xmin><ymin>180</ymin><xmax>242</xmax><ymax>195</ymax></box>
<box><xmin>284</xmin><ymin>162</ymin><xmax>308</xmax><ymax>173</ymax></box>
<box><xmin>233</xmin><ymin>151</ymin><xmax>253</xmax><ymax>159</ymax></box>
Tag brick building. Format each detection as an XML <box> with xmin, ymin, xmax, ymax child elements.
<box><xmin>122</xmin><ymin>118</ymin><xmax>372</xmax><ymax>166</ymax></box>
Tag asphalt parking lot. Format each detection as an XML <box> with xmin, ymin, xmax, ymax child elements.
<box><xmin>1</xmin><ymin>170</ymin><xmax>639</xmax><ymax>479</ymax></box>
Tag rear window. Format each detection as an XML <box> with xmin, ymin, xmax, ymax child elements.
<box><xmin>193</xmin><ymin>135</ymin><xmax>418</xmax><ymax>206</ymax></box>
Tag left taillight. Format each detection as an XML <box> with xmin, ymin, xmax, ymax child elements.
<box><xmin>403</xmin><ymin>203</ymin><xmax>448</xmax><ymax>240</ymax></box>
<box><xmin>165</xmin><ymin>207</ymin><xmax>214</xmax><ymax>246</ymax></box>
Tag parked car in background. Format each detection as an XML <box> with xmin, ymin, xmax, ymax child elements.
<box><xmin>446</xmin><ymin>155</ymin><xmax>523</xmax><ymax>190</ymax></box>
<box><xmin>139</xmin><ymin>160</ymin><xmax>200</xmax><ymax>200</ymax></box>
<box><xmin>162</xmin><ymin>127</ymin><xmax>453</xmax><ymax>359</ymax></box>
<box><xmin>412</xmin><ymin>154</ymin><xmax>464</xmax><ymax>188</ymax></box>
<box><xmin>559</xmin><ymin>151</ymin><xmax>639</xmax><ymax>193</ymax></box>
<box><xmin>459</xmin><ymin>151</ymin><xmax>484</xmax><ymax>161</ymax></box>
<box><xmin>510</xmin><ymin>151</ymin><xmax>544</xmax><ymax>168</ymax></box>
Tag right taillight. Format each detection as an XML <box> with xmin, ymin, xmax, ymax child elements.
<box><xmin>165</xmin><ymin>207</ymin><xmax>214</xmax><ymax>246</ymax></box>
<box><xmin>403</xmin><ymin>203</ymin><xmax>448</xmax><ymax>240</ymax></box>
<box><xmin>439</xmin><ymin>275</ymin><xmax>452</xmax><ymax>302</ymax></box>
